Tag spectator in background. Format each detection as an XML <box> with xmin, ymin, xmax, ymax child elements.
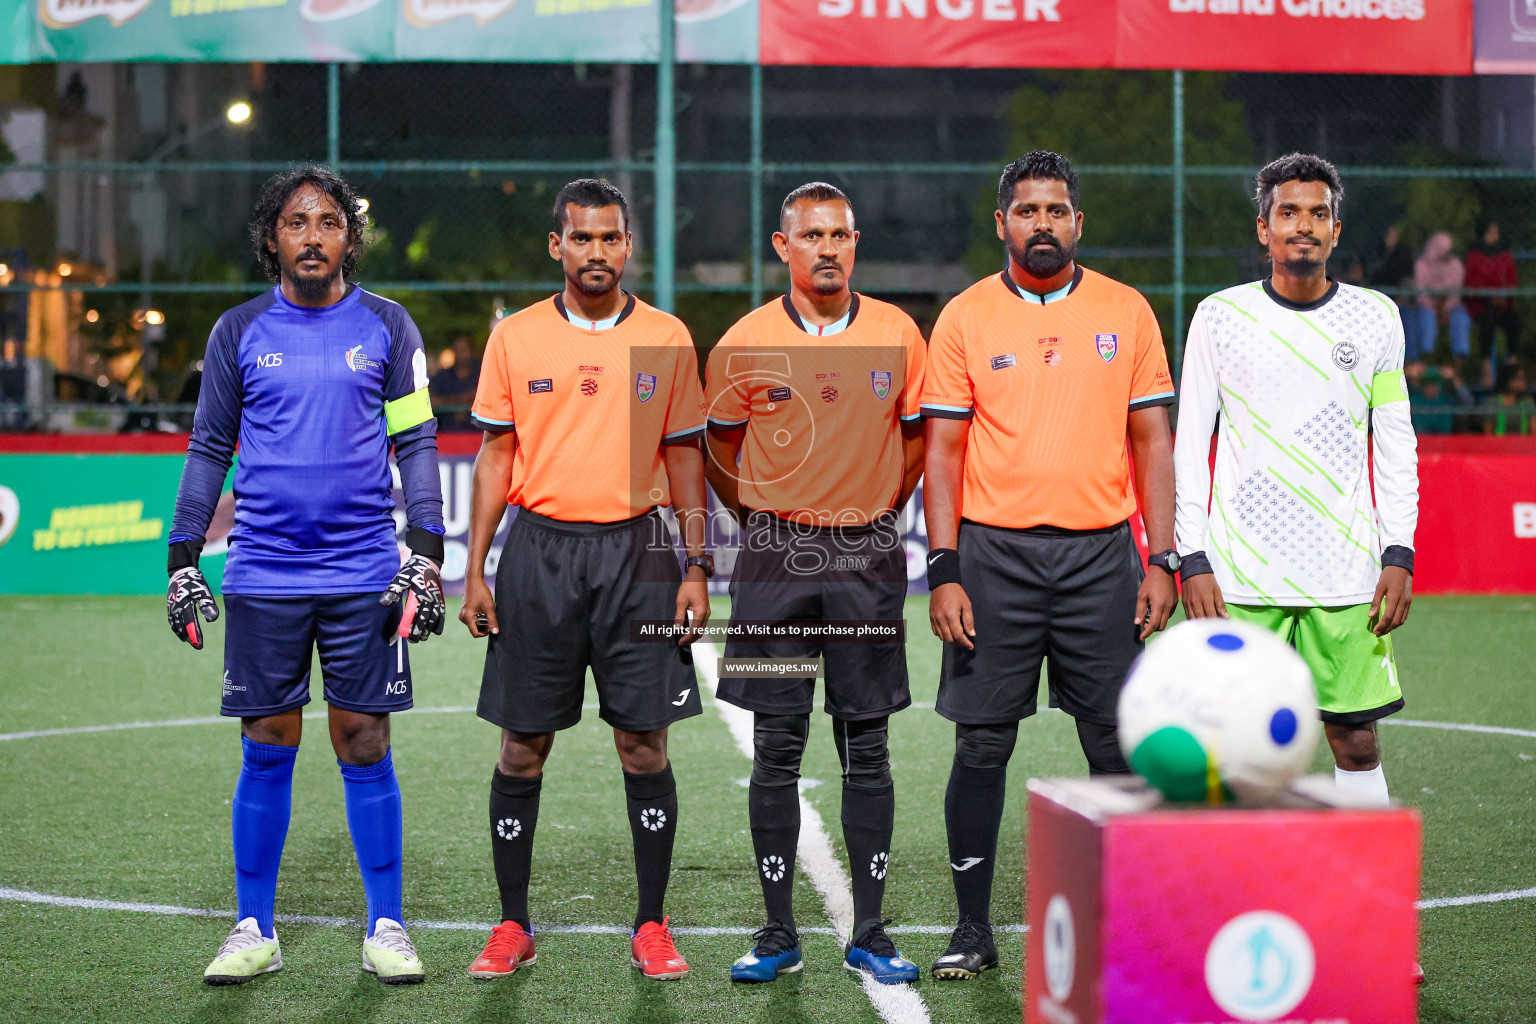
<box><xmin>429</xmin><ymin>333</ymin><xmax>482</xmax><ymax>431</ymax></box>
<box><xmin>1410</xmin><ymin>232</ymin><xmax>1471</xmax><ymax>363</ymax></box>
<box><xmin>1408</xmin><ymin>366</ymin><xmax>1456</xmax><ymax>435</ymax></box>
<box><xmin>1368</xmin><ymin>224</ymin><xmax>1414</xmax><ymax>293</ymax></box>
<box><xmin>1486</xmin><ymin>359</ymin><xmax>1533</xmax><ymax>436</ymax></box>
<box><xmin>1463</xmin><ymin>220</ymin><xmax>1520</xmax><ymax>380</ymax></box>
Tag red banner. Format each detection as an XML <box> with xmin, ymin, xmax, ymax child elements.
<box><xmin>759</xmin><ymin>0</ymin><xmax>1471</xmax><ymax>71</ymax></box>
<box><xmin>1114</xmin><ymin>0</ymin><xmax>1471</xmax><ymax>74</ymax></box>
<box><xmin>1415</xmin><ymin>446</ymin><xmax>1536</xmax><ymax>594</ymax></box>
<box><xmin>758</xmin><ymin>0</ymin><xmax>1116</xmax><ymax>67</ymax></box>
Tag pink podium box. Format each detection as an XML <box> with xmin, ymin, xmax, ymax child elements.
<box><xmin>1024</xmin><ymin>777</ymin><xmax>1421</xmax><ymax>1024</ymax></box>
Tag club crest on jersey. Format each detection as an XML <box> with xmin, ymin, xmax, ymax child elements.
<box><xmin>991</xmin><ymin>353</ymin><xmax>1017</xmax><ymax>371</ymax></box>
<box><xmin>1096</xmin><ymin>333</ymin><xmax>1118</xmax><ymax>362</ymax></box>
<box><xmin>1332</xmin><ymin>341</ymin><xmax>1359</xmax><ymax>371</ymax></box>
<box><xmin>344</xmin><ymin>345</ymin><xmax>381</xmax><ymax>372</ymax></box>
<box><xmin>871</xmin><ymin>371</ymin><xmax>892</xmax><ymax>400</ymax></box>
<box><xmin>635</xmin><ymin>372</ymin><xmax>657</xmax><ymax>403</ymax></box>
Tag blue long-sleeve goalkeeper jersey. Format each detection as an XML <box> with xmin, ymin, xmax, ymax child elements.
<box><xmin>170</xmin><ymin>285</ymin><xmax>444</xmax><ymax>595</ymax></box>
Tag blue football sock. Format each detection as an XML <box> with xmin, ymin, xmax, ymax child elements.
<box><xmin>339</xmin><ymin>749</ymin><xmax>404</xmax><ymax>936</ymax></box>
<box><xmin>232</xmin><ymin>735</ymin><xmax>298</xmax><ymax>940</ymax></box>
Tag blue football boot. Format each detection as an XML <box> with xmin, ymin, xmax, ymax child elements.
<box><xmin>731</xmin><ymin>922</ymin><xmax>803</xmax><ymax>982</ymax></box>
<box><xmin>843</xmin><ymin>920</ymin><xmax>918</xmax><ymax>984</ymax></box>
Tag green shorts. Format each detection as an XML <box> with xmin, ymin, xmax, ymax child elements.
<box><xmin>1225</xmin><ymin>604</ymin><xmax>1405</xmax><ymax>724</ymax></box>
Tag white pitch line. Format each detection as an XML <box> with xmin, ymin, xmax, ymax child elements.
<box><xmin>1416</xmin><ymin>886</ymin><xmax>1536</xmax><ymax>910</ymax></box>
<box><xmin>1384</xmin><ymin>719</ymin><xmax>1536</xmax><ymax>740</ymax></box>
<box><xmin>0</xmin><ymin>885</ymin><xmax>1026</xmax><ymax>934</ymax></box>
<box><xmin>698</xmin><ymin>648</ymin><xmax>933</xmax><ymax>1024</ymax></box>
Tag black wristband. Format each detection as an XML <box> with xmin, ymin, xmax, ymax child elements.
<box><xmin>1177</xmin><ymin>550</ymin><xmax>1214</xmax><ymax>583</ymax></box>
<box><xmin>168</xmin><ymin>538</ymin><xmax>203</xmax><ymax>574</ymax></box>
<box><xmin>1380</xmin><ymin>545</ymin><xmax>1414</xmax><ymax>575</ymax></box>
<box><xmin>926</xmin><ymin>548</ymin><xmax>961</xmax><ymax>590</ymax></box>
<box><xmin>405</xmin><ymin>527</ymin><xmax>445</xmax><ymax>563</ymax></box>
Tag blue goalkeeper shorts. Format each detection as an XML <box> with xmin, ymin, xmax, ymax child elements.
<box><xmin>220</xmin><ymin>593</ymin><xmax>413</xmax><ymax>718</ymax></box>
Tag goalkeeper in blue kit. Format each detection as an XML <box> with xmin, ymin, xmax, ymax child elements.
<box><xmin>166</xmin><ymin>166</ymin><xmax>446</xmax><ymax>985</ymax></box>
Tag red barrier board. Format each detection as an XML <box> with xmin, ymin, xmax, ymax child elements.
<box><xmin>758</xmin><ymin>0</ymin><xmax>1116</xmax><ymax>67</ymax></box>
<box><xmin>1113</xmin><ymin>0</ymin><xmax>1472</xmax><ymax>74</ymax></box>
<box><xmin>1415</xmin><ymin>449</ymin><xmax>1536</xmax><ymax>594</ymax></box>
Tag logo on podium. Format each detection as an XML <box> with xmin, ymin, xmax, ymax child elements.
<box><xmin>1204</xmin><ymin>910</ymin><xmax>1316</xmax><ymax>1021</ymax></box>
<box><xmin>1043</xmin><ymin>894</ymin><xmax>1076</xmax><ymax>1002</ymax></box>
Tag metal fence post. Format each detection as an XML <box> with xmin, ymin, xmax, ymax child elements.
<box><xmin>654</xmin><ymin>6</ymin><xmax>677</xmax><ymax>312</ymax></box>
<box><xmin>327</xmin><ymin>63</ymin><xmax>341</xmax><ymax>169</ymax></box>
<box><xmin>749</xmin><ymin>63</ymin><xmax>764</xmax><ymax>309</ymax></box>
<box><xmin>1171</xmin><ymin>69</ymin><xmax>1186</xmax><ymax>379</ymax></box>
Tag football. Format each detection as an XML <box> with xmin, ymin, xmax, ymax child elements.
<box><xmin>1118</xmin><ymin>618</ymin><xmax>1321</xmax><ymax>803</ymax></box>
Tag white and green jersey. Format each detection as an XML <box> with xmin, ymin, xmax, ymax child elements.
<box><xmin>1173</xmin><ymin>280</ymin><xmax>1419</xmax><ymax>607</ymax></box>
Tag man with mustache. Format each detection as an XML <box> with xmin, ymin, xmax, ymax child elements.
<box><xmin>921</xmin><ymin>150</ymin><xmax>1178</xmax><ymax>979</ymax></box>
<box><xmin>704</xmin><ymin>182</ymin><xmax>926</xmax><ymax>984</ymax></box>
<box><xmin>1174</xmin><ymin>154</ymin><xmax>1419</xmax><ymax>811</ymax></box>
<box><xmin>459</xmin><ymin>178</ymin><xmax>711</xmax><ymax>982</ymax></box>
<box><xmin>167</xmin><ymin>166</ymin><xmax>445</xmax><ymax>985</ymax></box>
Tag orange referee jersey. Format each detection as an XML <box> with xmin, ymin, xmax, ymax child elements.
<box><xmin>705</xmin><ymin>294</ymin><xmax>925</xmax><ymax>526</ymax></box>
<box><xmin>921</xmin><ymin>267</ymin><xmax>1174</xmax><ymax>531</ymax></box>
<box><xmin>472</xmin><ymin>293</ymin><xmax>707</xmax><ymax>523</ymax></box>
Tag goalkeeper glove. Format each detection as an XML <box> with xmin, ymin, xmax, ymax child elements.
<box><xmin>380</xmin><ymin>552</ymin><xmax>445</xmax><ymax>644</ymax></box>
<box><xmin>168</xmin><ymin>565</ymin><xmax>220</xmax><ymax>650</ymax></box>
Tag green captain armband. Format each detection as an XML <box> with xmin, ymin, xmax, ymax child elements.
<box><xmin>1370</xmin><ymin>370</ymin><xmax>1408</xmax><ymax>408</ymax></box>
<box><xmin>384</xmin><ymin>387</ymin><xmax>434</xmax><ymax>434</ymax></box>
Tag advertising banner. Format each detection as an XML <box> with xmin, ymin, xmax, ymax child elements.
<box><xmin>1414</xmin><ymin>449</ymin><xmax>1536</xmax><ymax>594</ymax></box>
<box><xmin>758</xmin><ymin>0</ymin><xmax>1115</xmax><ymax>67</ymax></box>
<box><xmin>1113</xmin><ymin>0</ymin><xmax>1473</xmax><ymax>75</ymax></box>
<box><xmin>1473</xmin><ymin>0</ymin><xmax>1536</xmax><ymax>71</ymax></box>
<box><xmin>27</xmin><ymin>0</ymin><xmax>756</xmax><ymax>63</ymax></box>
<box><xmin>2</xmin><ymin>0</ymin><xmax>31</xmax><ymax>61</ymax></box>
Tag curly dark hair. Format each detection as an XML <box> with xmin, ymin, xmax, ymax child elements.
<box><xmin>998</xmin><ymin>150</ymin><xmax>1080</xmax><ymax>213</ymax></box>
<box><xmin>249</xmin><ymin>165</ymin><xmax>367</xmax><ymax>283</ymax></box>
<box><xmin>1255</xmin><ymin>153</ymin><xmax>1343</xmax><ymax>221</ymax></box>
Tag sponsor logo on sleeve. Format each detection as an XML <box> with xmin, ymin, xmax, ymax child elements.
<box><xmin>990</xmin><ymin>353</ymin><xmax>1017</xmax><ymax>371</ymax></box>
<box><xmin>767</xmin><ymin>386</ymin><xmax>792</xmax><ymax>402</ymax></box>
<box><xmin>529</xmin><ymin>378</ymin><xmax>553</xmax><ymax>394</ymax></box>
<box><xmin>412</xmin><ymin>349</ymin><xmax>429</xmax><ymax>390</ymax></box>
<box><xmin>871</xmin><ymin>370</ymin><xmax>892</xmax><ymax>400</ymax></box>
<box><xmin>1096</xmin><ymin>333</ymin><xmax>1119</xmax><ymax>362</ymax></box>
<box><xmin>635</xmin><ymin>372</ymin><xmax>657</xmax><ymax>403</ymax></box>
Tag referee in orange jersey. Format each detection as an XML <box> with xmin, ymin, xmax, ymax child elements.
<box><xmin>921</xmin><ymin>152</ymin><xmax>1178</xmax><ymax>980</ymax></box>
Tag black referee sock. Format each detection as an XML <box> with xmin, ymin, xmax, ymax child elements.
<box><xmin>624</xmin><ymin>764</ymin><xmax>678</xmax><ymax>930</ymax></box>
<box><xmin>945</xmin><ymin>759</ymin><xmax>1006</xmax><ymax>926</ymax></box>
<box><xmin>489</xmin><ymin>769</ymin><xmax>541</xmax><ymax>930</ymax></box>
<box><xmin>842</xmin><ymin>782</ymin><xmax>895</xmax><ymax>940</ymax></box>
<box><xmin>749</xmin><ymin>779</ymin><xmax>800</xmax><ymax>932</ymax></box>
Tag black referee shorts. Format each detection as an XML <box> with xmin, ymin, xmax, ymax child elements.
<box><xmin>937</xmin><ymin>519</ymin><xmax>1144</xmax><ymax>727</ymax></box>
<box><xmin>477</xmin><ymin>507</ymin><xmax>703</xmax><ymax>735</ymax></box>
<box><xmin>716</xmin><ymin>511</ymin><xmax>911</xmax><ymax>722</ymax></box>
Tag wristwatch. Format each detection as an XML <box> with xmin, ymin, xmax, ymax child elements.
<box><xmin>1148</xmin><ymin>549</ymin><xmax>1182</xmax><ymax>574</ymax></box>
<box><xmin>684</xmin><ymin>554</ymin><xmax>715</xmax><ymax>579</ymax></box>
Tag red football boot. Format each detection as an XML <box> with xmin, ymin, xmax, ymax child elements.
<box><xmin>631</xmin><ymin>917</ymin><xmax>689</xmax><ymax>980</ymax></box>
<box><xmin>467</xmin><ymin>921</ymin><xmax>537</xmax><ymax>979</ymax></box>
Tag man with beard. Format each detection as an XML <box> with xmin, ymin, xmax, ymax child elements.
<box><xmin>703</xmin><ymin>182</ymin><xmax>926</xmax><ymax>984</ymax></box>
<box><xmin>1175</xmin><ymin>153</ymin><xmax>1418</xmax><ymax>811</ymax></box>
<box><xmin>921</xmin><ymin>150</ymin><xmax>1178</xmax><ymax>979</ymax></box>
<box><xmin>168</xmin><ymin>166</ymin><xmax>446</xmax><ymax>985</ymax></box>
<box><xmin>459</xmin><ymin>178</ymin><xmax>711</xmax><ymax>982</ymax></box>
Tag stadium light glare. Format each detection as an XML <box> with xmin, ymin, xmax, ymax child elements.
<box><xmin>85</xmin><ymin>309</ymin><xmax>100</xmax><ymax>323</ymax></box>
<box><xmin>96</xmin><ymin>375</ymin><xmax>109</xmax><ymax>387</ymax></box>
<box><xmin>57</xmin><ymin>263</ymin><xmax>72</xmax><ymax>277</ymax></box>
<box><xmin>145</xmin><ymin>309</ymin><xmax>166</xmax><ymax>326</ymax></box>
<box><xmin>226</xmin><ymin>101</ymin><xmax>252</xmax><ymax>125</ymax></box>
<box><xmin>356</xmin><ymin>197</ymin><xmax>371</xmax><ymax>215</ymax></box>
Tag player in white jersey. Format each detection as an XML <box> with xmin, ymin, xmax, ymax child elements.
<box><xmin>1173</xmin><ymin>153</ymin><xmax>1419</xmax><ymax>810</ymax></box>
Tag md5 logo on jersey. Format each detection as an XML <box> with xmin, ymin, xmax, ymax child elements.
<box><xmin>344</xmin><ymin>345</ymin><xmax>381</xmax><ymax>372</ymax></box>
<box><xmin>385</xmin><ymin>680</ymin><xmax>409</xmax><ymax>696</ymax></box>
<box><xmin>1204</xmin><ymin>910</ymin><xmax>1316</xmax><ymax>1021</ymax></box>
<box><xmin>1331</xmin><ymin>341</ymin><xmax>1359</xmax><ymax>372</ymax></box>
<box><xmin>636</xmin><ymin>372</ymin><xmax>657</xmax><ymax>403</ymax></box>
<box><xmin>255</xmin><ymin>352</ymin><xmax>283</xmax><ymax>369</ymax></box>
<box><xmin>528</xmin><ymin>379</ymin><xmax>553</xmax><ymax>394</ymax></box>
<box><xmin>990</xmin><ymin>353</ymin><xmax>1017</xmax><ymax>371</ymax></box>
<box><xmin>767</xmin><ymin>386</ymin><xmax>792</xmax><ymax>402</ymax></box>
<box><xmin>1096</xmin><ymin>333</ymin><xmax>1118</xmax><ymax>362</ymax></box>
<box><xmin>871</xmin><ymin>370</ymin><xmax>892</xmax><ymax>400</ymax></box>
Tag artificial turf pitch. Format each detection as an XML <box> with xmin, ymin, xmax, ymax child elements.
<box><xmin>0</xmin><ymin>594</ymin><xmax>1533</xmax><ymax>1023</ymax></box>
